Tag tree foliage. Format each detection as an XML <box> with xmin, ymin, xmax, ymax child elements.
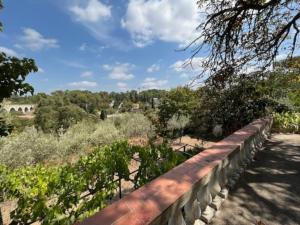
<box><xmin>0</xmin><ymin>1</ymin><xmax>37</xmax><ymax>137</ymax></box>
<box><xmin>191</xmin><ymin>64</ymin><xmax>298</xmax><ymax>136</ymax></box>
<box><xmin>158</xmin><ymin>87</ymin><xmax>198</xmax><ymax>134</ymax></box>
<box><xmin>0</xmin><ymin>142</ymin><xmax>188</xmax><ymax>225</ymax></box>
<box><xmin>273</xmin><ymin>112</ymin><xmax>300</xmax><ymax>133</ymax></box>
<box><xmin>0</xmin><ymin>53</ymin><xmax>37</xmax><ymax>101</ymax></box>
<box><xmin>100</xmin><ymin>110</ymin><xmax>107</xmax><ymax>120</ymax></box>
<box><xmin>192</xmin><ymin>0</ymin><xmax>300</xmax><ymax>87</ymax></box>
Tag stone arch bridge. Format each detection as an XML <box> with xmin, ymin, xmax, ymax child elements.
<box><xmin>2</xmin><ymin>104</ymin><xmax>36</xmax><ymax>114</ymax></box>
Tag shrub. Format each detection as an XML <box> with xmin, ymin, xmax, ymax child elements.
<box><xmin>10</xmin><ymin>117</ymin><xmax>34</xmax><ymax>133</ymax></box>
<box><xmin>273</xmin><ymin>112</ymin><xmax>300</xmax><ymax>133</ymax></box>
<box><xmin>0</xmin><ymin>127</ymin><xmax>60</xmax><ymax>168</ymax></box>
<box><xmin>167</xmin><ymin>115</ymin><xmax>190</xmax><ymax>140</ymax></box>
<box><xmin>59</xmin><ymin>120</ymin><xmax>98</xmax><ymax>155</ymax></box>
<box><xmin>0</xmin><ymin>109</ymin><xmax>13</xmax><ymax>136</ymax></box>
<box><xmin>113</xmin><ymin>113</ymin><xmax>154</xmax><ymax>138</ymax></box>
<box><xmin>0</xmin><ymin>113</ymin><xmax>155</xmax><ymax>168</ymax></box>
<box><xmin>35</xmin><ymin>104</ymin><xmax>88</xmax><ymax>133</ymax></box>
<box><xmin>100</xmin><ymin>110</ymin><xmax>107</xmax><ymax>120</ymax></box>
<box><xmin>90</xmin><ymin>120</ymin><xmax>124</xmax><ymax>146</ymax></box>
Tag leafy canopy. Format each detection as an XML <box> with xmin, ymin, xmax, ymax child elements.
<box><xmin>0</xmin><ymin>0</ymin><xmax>37</xmax><ymax>137</ymax></box>
<box><xmin>0</xmin><ymin>1</ymin><xmax>37</xmax><ymax>102</ymax></box>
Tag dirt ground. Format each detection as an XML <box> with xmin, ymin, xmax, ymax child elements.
<box><xmin>211</xmin><ymin>134</ymin><xmax>300</xmax><ymax>225</ymax></box>
<box><xmin>171</xmin><ymin>135</ymin><xmax>217</xmax><ymax>150</ymax></box>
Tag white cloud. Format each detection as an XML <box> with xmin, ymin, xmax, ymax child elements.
<box><xmin>80</xmin><ymin>71</ymin><xmax>94</xmax><ymax>78</ymax></box>
<box><xmin>68</xmin><ymin>80</ymin><xmax>98</xmax><ymax>89</ymax></box>
<box><xmin>79</xmin><ymin>43</ymin><xmax>109</xmax><ymax>54</ymax></box>
<box><xmin>179</xmin><ymin>73</ymin><xmax>190</xmax><ymax>79</ymax></box>
<box><xmin>171</xmin><ymin>57</ymin><xmax>206</xmax><ymax>75</ymax></box>
<box><xmin>117</xmin><ymin>82</ymin><xmax>128</xmax><ymax>91</ymax></box>
<box><xmin>38</xmin><ymin>67</ymin><xmax>45</xmax><ymax>73</ymax></box>
<box><xmin>67</xmin><ymin>1</ymin><xmax>128</xmax><ymax>49</ymax></box>
<box><xmin>61</xmin><ymin>60</ymin><xmax>87</xmax><ymax>69</ymax></box>
<box><xmin>104</xmin><ymin>63</ymin><xmax>135</xmax><ymax>80</ymax></box>
<box><xmin>69</xmin><ymin>0</ymin><xmax>111</xmax><ymax>23</ymax></box>
<box><xmin>79</xmin><ymin>43</ymin><xmax>87</xmax><ymax>51</ymax></box>
<box><xmin>122</xmin><ymin>0</ymin><xmax>202</xmax><ymax>47</ymax></box>
<box><xmin>0</xmin><ymin>46</ymin><xmax>19</xmax><ymax>57</ymax></box>
<box><xmin>141</xmin><ymin>77</ymin><xmax>168</xmax><ymax>90</ymax></box>
<box><xmin>171</xmin><ymin>57</ymin><xmax>209</xmax><ymax>85</ymax></box>
<box><xmin>18</xmin><ymin>28</ymin><xmax>59</xmax><ymax>51</ymax></box>
<box><xmin>147</xmin><ymin>64</ymin><xmax>160</xmax><ymax>73</ymax></box>
<box><xmin>102</xmin><ymin>64</ymin><xmax>111</xmax><ymax>70</ymax></box>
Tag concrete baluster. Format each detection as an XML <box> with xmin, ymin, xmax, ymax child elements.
<box><xmin>168</xmin><ymin>205</ymin><xmax>187</xmax><ymax>225</ymax></box>
<box><xmin>184</xmin><ymin>192</ymin><xmax>201</xmax><ymax>225</ymax></box>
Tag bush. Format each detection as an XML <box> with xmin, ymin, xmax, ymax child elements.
<box><xmin>0</xmin><ymin>109</ymin><xmax>13</xmax><ymax>136</ymax></box>
<box><xmin>0</xmin><ymin>113</ymin><xmax>155</xmax><ymax>168</ymax></box>
<box><xmin>10</xmin><ymin>117</ymin><xmax>34</xmax><ymax>133</ymax></box>
<box><xmin>273</xmin><ymin>112</ymin><xmax>300</xmax><ymax>133</ymax></box>
<box><xmin>167</xmin><ymin>115</ymin><xmax>190</xmax><ymax>139</ymax></box>
<box><xmin>113</xmin><ymin>113</ymin><xmax>154</xmax><ymax>138</ymax></box>
<box><xmin>191</xmin><ymin>78</ymin><xmax>291</xmax><ymax>136</ymax></box>
<box><xmin>59</xmin><ymin>120</ymin><xmax>98</xmax><ymax>155</ymax></box>
<box><xmin>35</xmin><ymin>104</ymin><xmax>88</xmax><ymax>133</ymax></box>
<box><xmin>90</xmin><ymin>120</ymin><xmax>124</xmax><ymax>146</ymax></box>
<box><xmin>100</xmin><ymin>110</ymin><xmax>107</xmax><ymax>120</ymax></box>
<box><xmin>0</xmin><ymin>127</ymin><xmax>60</xmax><ymax>168</ymax></box>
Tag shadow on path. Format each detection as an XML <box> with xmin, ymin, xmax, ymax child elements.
<box><xmin>210</xmin><ymin>134</ymin><xmax>300</xmax><ymax>225</ymax></box>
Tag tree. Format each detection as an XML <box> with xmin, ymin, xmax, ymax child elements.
<box><xmin>0</xmin><ymin>117</ymin><xmax>12</xmax><ymax>136</ymax></box>
<box><xmin>167</xmin><ymin>115</ymin><xmax>190</xmax><ymax>143</ymax></box>
<box><xmin>35</xmin><ymin>104</ymin><xmax>88</xmax><ymax>133</ymax></box>
<box><xmin>100</xmin><ymin>110</ymin><xmax>107</xmax><ymax>120</ymax></box>
<box><xmin>261</xmin><ymin>57</ymin><xmax>300</xmax><ymax>109</ymax></box>
<box><xmin>158</xmin><ymin>87</ymin><xmax>198</xmax><ymax>134</ymax></box>
<box><xmin>190</xmin><ymin>0</ymin><xmax>300</xmax><ymax>87</ymax></box>
<box><xmin>0</xmin><ymin>53</ymin><xmax>37</xmax><ymax>101</ymax></box>
<box><xmin>191</xmin><ymin>74</ymin><xmax>290</xmax><ymax>136</ymax></box>
<box><xmin>34</xmin><ymin>106</ymin><xmax>60</xmax><ymax>132</ymax></box>
<box><xmin>0</xmin><ymin>0</ymin><xmax>38</xmax><ymax>137</ymax></box>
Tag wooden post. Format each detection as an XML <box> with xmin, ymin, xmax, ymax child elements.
<box><xmin>118</xmin><ymin>178</ymin><xmax>122</xmax><ymax>199</ymax></box>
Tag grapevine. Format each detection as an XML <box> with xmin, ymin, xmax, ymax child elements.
<box><xmin>0</xmin><ymin>141</ymin><xmax>193</xmax><ymax>225</ymax></box>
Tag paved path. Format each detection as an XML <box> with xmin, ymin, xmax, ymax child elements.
<box><xmin>211</xmin><ymin>134</ymin><xmax>300</xmax><ymax>225</ymax></box>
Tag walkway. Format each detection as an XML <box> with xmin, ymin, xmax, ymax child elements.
<box><xmin>211</xmin><ymin>134</ymin><xmax>300</xmax><ymax>225</ymax></box>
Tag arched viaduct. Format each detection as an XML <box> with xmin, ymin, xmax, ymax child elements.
<box><xmin>2</xmin><ymin>104</ymin><xmax>36</xmax><ymax>114</ymax></box>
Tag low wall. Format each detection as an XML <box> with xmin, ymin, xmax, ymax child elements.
<box><xmin>77</xmin><ymin>117</ymin><xmax>273</xmax><ymax>225</ymax></box>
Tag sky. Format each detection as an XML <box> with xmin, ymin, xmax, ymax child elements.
<box><xmin>0</xmin><ymin>0</ymin><xmax>206</xmax><ymax>93</ymax></box>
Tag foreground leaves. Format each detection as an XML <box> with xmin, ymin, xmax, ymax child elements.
<box><xmin>0</xmin><ymin>142</ymin><xmax>187</xmax><ymax>225</ymax></box>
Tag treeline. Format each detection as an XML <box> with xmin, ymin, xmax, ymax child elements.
<box><xmin>5</xmin><ymin>57</ymin><xmax>300</xmax><ymax>136</ymax></box>
<box><xmin>9</xmin><ymin>89</ymin><xmax>166</xmax><ymax>111</ymax></box>
<box><xmin>7</xmin><ymin>89</ymin><xmax>166</xmax><ymax>132</ymax></box>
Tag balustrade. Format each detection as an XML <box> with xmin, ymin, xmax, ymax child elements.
<box><xmin>78</xmin><ymin>117</ymin><xmax>272</xmax><ymax>225</ymax></box>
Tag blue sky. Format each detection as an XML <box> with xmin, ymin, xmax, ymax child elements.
<box><xmin>0</xmin><ymin>0</ymin><xmax>206</xmax><ymax>93</ymax></box>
